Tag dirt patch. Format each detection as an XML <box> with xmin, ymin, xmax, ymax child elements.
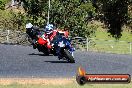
<box><xmin>0</xmin><ymin>78</ymin><xmax>75</xmax><ymax>85</ymax></box>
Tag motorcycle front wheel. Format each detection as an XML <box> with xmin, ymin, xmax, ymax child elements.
<box><xmin>63</xmin><ymin>49</ymin><xmax>75</xmax><ymax>63</ymax></box>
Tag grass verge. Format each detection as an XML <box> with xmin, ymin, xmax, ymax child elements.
<box><xmin>0</xmin><ymin>78</ymin><xmax>131</xmax><ymax>88</ymax></box>
<box><xmin>78</xmin><ymin>29</ymin><xmax>132</xmax><ymax>54</ymax></box>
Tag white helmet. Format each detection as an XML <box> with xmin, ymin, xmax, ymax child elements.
<box><xmin>45</xmin><ymin>24</ymin><xmax>54</xmax><ymax>34</ymax></box>
<box><xmin>26</xmin><ymin>23</ymin><xmax>33</xmax><ymax>29</ymax></box>
<box><xmin>46</xmin><ymin>24</ymin><xmax>53</xmax><ymax>29</ymax></box>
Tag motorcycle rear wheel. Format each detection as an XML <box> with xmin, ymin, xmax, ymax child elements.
<box><xmin>37</xmin><ymin>45</ymin><xmax>49</xmax><ymax>56</ymax></box>
<box><xmin>42</xmin><ymin>47</ymin><xmax>49</xmax><ymax>56</ymax></box>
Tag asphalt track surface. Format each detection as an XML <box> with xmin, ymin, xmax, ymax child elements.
<box><xmin>0</xmin><ymin>44</ymin><xmax>132</xmax><ymax>77</ymax></box>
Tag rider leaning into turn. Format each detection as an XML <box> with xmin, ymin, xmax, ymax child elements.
<box><xmin>40</xmin><ymin>24</ymin><xmax>56</xmax><ymax>49</ymax></box>
<box><xmin>26</xmin><ymin>23</ymin><xmax>40</xmax><ymax>48</ymax></box>
<box><xmin>41</xmin><ymin>24</ymin><xmax>69</xmax><ymax>49</ymax></box>
<box><xmin>26</xmin><ymin>23</ymin><xmax>70</xmax><ymax>50</ymax></box>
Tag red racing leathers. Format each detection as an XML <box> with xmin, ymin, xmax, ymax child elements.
<box><xmin>37</xmin><ymin>29</ymin><xmax>69</xmax><ymax>49</ymax></box>
<box><xmin>37</xmin><ymin>30</ymin><xmax>57</xmax><ymax>49</ymax></box>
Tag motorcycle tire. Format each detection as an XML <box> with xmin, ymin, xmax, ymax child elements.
<box><xmin>63</xmin><ymin>49</ymin><xmax>75</xmax><ymax>63</ymax></box>
<box><xmin>43</xmin><ymin>51</ymin><xmax>49</xmax><ymax>56</ymax></box>
<box><xmin>42</xmin><ymin>47</ymin><xmax>49</xmax><ymax>56</ymax></box>
<box><xmin>37</xmin><ymin>45</ymin><xmax>49</xmax><ymax>56</ymax></box>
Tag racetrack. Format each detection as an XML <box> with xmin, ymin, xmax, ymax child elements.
<box><xmin>0</xmin><ymin>44</ymin><xmax>132</xmax><ymax>77</ymax></box>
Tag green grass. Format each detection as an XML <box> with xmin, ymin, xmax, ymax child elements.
<box><xmin>94</xmin><ymin>30</ymin><xmax>132</xmax><ymax>54</ymax></box>
<box><xmin>0</xmin><ymin>82</ymin><xmax>131</xmax><ymax>88</ymax></box>
<box><xmin>93</xmin><ymin>29</ymin><xmax>132</xmax><ymax>42</ymax></box>
<box><xmin>79</xmin><ymin>28</ymin><xmax>132</xmax><ymax>54</ymax></box>
<box><xmin>89</xmin><ymin>39</ymin><xmax>131</xmax><ymax>54</ymax></box>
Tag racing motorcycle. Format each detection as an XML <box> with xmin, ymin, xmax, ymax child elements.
<box><xmin>52</xmin><ymin>33</ymin><xmax>75</xmax><ymax>63</ymax></box>
<box><xmin>26</xmin><ymin>27</ymin><xmax>75</xmax><ymax>63</ymax></box>
<box><xmin>26</xmin><ymin>27</ymin><xmax>51</xmax><ymax>55</ymax></box>
<box><xmin>37</xmin><ymin>36</ymin><xmax>57</xmax><ymax>56</ymax></box>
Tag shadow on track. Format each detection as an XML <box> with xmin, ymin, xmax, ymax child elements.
<box><xmin>45</xmin><ymin>60</ymin><xmax>69</xmax><ymax>63</ymax></box>
<box><xmin>28</xmin><ymin>53</ymin><xmax>53</xmax><ymax>56</ymax></box>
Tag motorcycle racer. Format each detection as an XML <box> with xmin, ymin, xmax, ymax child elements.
<box><xmin>25</xmin><ymin>23</ymin><xmax>33</xmax><ymax>38</ymax></box>
<box><xmin>26</xmin><ymin>23</ymin><xmax>40</xmax><ymax>49</ymax></box>
<box><xmin>38</xmin><ymin>24</ymin><xmax>57</xmax><ymax>49</ymax></box>
<box><xmin>40</xmin><ymin>24</ymin><xmax>69</xmax><ymax>49</ymax></box>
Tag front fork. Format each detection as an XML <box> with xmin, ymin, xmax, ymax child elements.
<box><xmin>57</xmin><ymin>43</ymin><xmax>75</xmax><ymax>59</ymax></box>
<box><xmin>70</xmin><ymin>47</ymin><xmax>75</xmax><ymax>58</ymax></box>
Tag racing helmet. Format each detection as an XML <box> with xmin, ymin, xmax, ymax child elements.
<box><xmin>26</xmin><ymin>23</ymin><xmax>33</xmax><ymax>29</ymax></box>
<box><xmin>45</xmin><ymin>24</ymin><xmax>54</xmax><ymax>34</ymax></box>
